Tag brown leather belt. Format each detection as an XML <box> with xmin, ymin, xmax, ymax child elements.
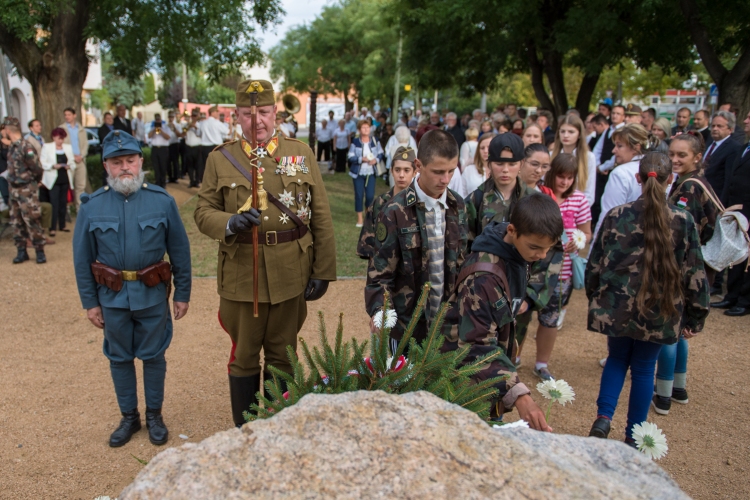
<box><xmin>235</xmin><ymin>225</ymin><xmax>309</xmax><ymax>246</ymax></box>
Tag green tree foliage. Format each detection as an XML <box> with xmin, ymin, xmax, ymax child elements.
<box><xmin>143</xmin><ymin>74</ymin><xmax>156</xmax><ymax>103</ymax></box>
<box><xmin>269</xmin><ymin>0</ymin><xmax>400</xmax><ymax>106</ymax></box>
<box><xmin>248</xmin><ymin>285</ymin><xmax>506</xmax><ymax>422</ymax></box>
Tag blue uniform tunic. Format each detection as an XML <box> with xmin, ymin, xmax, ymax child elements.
<box><xmin>73</xmin><ymin>182</ymin><xmax>191</xmax><ymax>411</ymax></box>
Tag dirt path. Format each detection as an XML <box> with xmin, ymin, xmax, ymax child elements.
<box><xmin>0</xmin><ymin>182</ymin><xmax>748</xmax><ymax>499</ymax></box>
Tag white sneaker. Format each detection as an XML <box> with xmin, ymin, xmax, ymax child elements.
<box><xmin>556</xmin><ymin>309</ymin><xmax>567</xmax><ymax>330</ymax></box>
<box><xmin>355</xmin><ymin>223</ymin><xmax>363</xmax><ymax>228</ymax></box>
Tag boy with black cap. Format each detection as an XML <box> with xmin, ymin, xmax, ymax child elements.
<box><xmin>365</xmin><ymin>130</ymin><xmax>467</xmax><ymax>350</ymax></box>
<box><xmin>465</xmin><ymin>132</ymin><xmax>535</xmax><ymax>250</ymax></box>
<box><xmin>357</xmin><ymin>145</ymin><xmax>417</xmax><ymax>259</ymax></box>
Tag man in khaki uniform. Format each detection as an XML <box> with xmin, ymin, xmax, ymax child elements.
<box><xmin>194</xmin><ymin>79</ymin><xmax>337</xmax><ymax>427</ymax></box>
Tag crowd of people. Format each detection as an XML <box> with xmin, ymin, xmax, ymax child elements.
<box><xmin>350</xmin><ymin>99</ymin><xmax>750</xmax><ymax>444</ymax></box>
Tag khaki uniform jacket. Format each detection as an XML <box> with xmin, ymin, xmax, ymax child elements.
<box><xmin>194</xmin><ymin>135</ymin><xmax>337</xmax><ymax>304</ymax></box>
<box><xmin>58</xmin><ymin>122</ymin><xmax>89</xmax><ymax>160</ymax></box>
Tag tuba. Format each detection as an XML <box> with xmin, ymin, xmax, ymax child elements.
<box><xmin>281</xmin><ymin>94</ymin><xmax>300</xmax><ymax>122</ymax></box>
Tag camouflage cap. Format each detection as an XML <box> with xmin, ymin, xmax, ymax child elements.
<box><xmin>625</xmin><ymin>103</ymin><xmax>643</xmax><ymax>115</ymax></box>
<box><xmin>3</xmin><ymin>116</ymin><xmax>20</xmax><ymax>128</ymax></box>
<box><xmin>392</xmin><ymin>146</ymin><xmax>416</xmax><ymax>164</ymax></box>
<box><xmin>236</xmin><ymin>79</ymin><xmax>275</xmax><ymax>108</ymax></box>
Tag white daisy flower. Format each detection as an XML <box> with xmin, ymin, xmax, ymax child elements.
<box><xmin>571</xmin><ymin>228</ymin><xmax>587</xmax><ymax>250</ymax></box>
<box><xmin>536</xmin><ymin>379</ymin><xmax>575</xmax><ymax>406</ymax></box>
<box><xmin>632</xmin><ymin>421</ymin><xmax>668</xmax><ymax>460</ymax></box>
<box><xmin>278</xmin><ymin>189</ymin><xmax>295</xmax><ymax>208</ymax></box>
<box><xmin>493</xmin><ymin>420</ymin><xmax>529</xmax><ymax>430</ymax></box>
<box><xmin>372</xmin><ymin>309</ymin><xmax>397</xmax><ymax>329</ymax></box>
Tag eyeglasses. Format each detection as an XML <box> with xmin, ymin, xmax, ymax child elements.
<box><xmin>525</xmin><ymin>160</ymin><xmax>549</xmax><ymax>170</ymax></box>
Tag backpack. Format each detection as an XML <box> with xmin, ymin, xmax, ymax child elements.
<box><xmin>682</xmin><ymin>178</ymin><xmax>750</xmax><ymax>271</ymax></box>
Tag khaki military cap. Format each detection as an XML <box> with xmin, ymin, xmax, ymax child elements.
<box><xmin>392</xmin><ymin>146</ymin><xmax>416</xmax><ymax>164</ymax></box>
<box><xmin>236</xmin><ymin>79</ymin><xmax>275</xmax><ymax>107</ymax></box>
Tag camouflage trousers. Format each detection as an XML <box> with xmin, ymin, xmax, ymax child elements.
<box><xmin>9</xmin><ymin>184</ymin><xmax>45</xmax><ymax>250</ymax></box>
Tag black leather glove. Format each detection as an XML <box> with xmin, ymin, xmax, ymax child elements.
<box><xmin>304</xmin><ymin>279</ymin><xmax>329</xmax><ymax>301</ymax></box>
<box><xmin>227</xmin><ymin>209</ymin><xmax>261</xmax><ymax>233</ymax></box>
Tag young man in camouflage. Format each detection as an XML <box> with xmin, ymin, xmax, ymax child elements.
<box><xmin>357</xmin><ymin>146</ymin><xmax>417</xmax><ymax>259</ymax></box>
<box><xmin>442</xmin><ymin>195</ymin><xmax>563</xmax><ymax>429</ymax></box>
<box><xmin>465</xmin><ymin>133</ymin><xmax>535</xmax><ymax>251</ymax></box>
<box><xmin>365</xmin><ymin>130</ymin><xmax>467</xmax><ymax>349</ymax></box>
<box><xmin>4</xmin><ymin>117</ymin><xmax>46</xmax><ymax>264</ymax></box>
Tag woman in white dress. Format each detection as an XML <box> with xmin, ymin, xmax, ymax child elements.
<box><xmin>459</xmin><ymin>127</ymin><xmax>479</xmax><ymax>170</ymax></box>
<box><xmin>462</xmin><ymin>132</ymin><xmax>495</xmax><ymax>196</ymax></box>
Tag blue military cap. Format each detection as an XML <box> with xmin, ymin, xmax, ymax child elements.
<box><xmin>102</xmin><ymin>130</ymin><xmax>142</xmax><ymax>159</ymax></box>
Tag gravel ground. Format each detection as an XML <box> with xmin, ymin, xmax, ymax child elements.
<box><xmin>0</xmin><ymin>182</ymin><xmax>748</xmax><ymax>499</ymax></box>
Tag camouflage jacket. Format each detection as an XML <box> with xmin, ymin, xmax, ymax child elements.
<box><xmin>365</xmin><ymin>181</ymin><xmax>468</xmax><ymax>341</ymax></box>
<box><xmin>585</xmin><ymin>198</ymin><xmax>709</xmax><ymax>343</ymax></box>
<box><xmin>465</xmin><ymin>178</ymin><xmax>535</xmax><ymax>250</ymax></box>
<box><xmin>356</xmin><ymin>189</ymin><xmax>393</xmax><ymax>260</ymax></box>
<box><xmin>7</xmin><ymin>138</ymin><xmax>43</xmax><ymax>187</ymax></box>
<box><xmin>442</xmin><ymin>250</ymin><xmax>530</xmax><ymax>412</ymax></box>
<box><xmin>668</xmin><ymin>170</ymin><xmax>719</xmax><ymax>245</ymax></box>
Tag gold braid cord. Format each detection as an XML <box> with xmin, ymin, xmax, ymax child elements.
<box><xmin>237</xmin><ymin>144</ymin><xmax>268</xmax><ymax>213</ymax></box>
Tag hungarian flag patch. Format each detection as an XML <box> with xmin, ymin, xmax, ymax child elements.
<box><xmin>677</xmin><ymin>197</ymin><xmax>688</xmax><ymax>208</ymax></box>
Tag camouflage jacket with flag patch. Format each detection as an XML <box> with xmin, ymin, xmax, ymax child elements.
<box><xmin>7</xmin><ymin>138</ymin><xmax>43</xmax><ymax>186</ymax></box>
<box><xmin>585</xmin><ymin>198</ymin><xmax>709</xmax><ymax>343</ymax></box>
<box><xmin>668</xmin><ymin>170</ymin><xmax>719</xmax><ymax>245</ymax></box>
<box><xmin>364</xmin><ymin>181</ymin><xmax>468</xmax><ymax>342</ymax></box>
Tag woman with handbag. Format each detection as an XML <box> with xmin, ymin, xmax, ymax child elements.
<box><xmin>526</xmin><ymin>153</ymin><xmax>591</xmax><ymax>381</ymax></box>
<box><xmin>348</xmin><ymin>120</ymin><xmax>384</xmax><ymax>227</ymax></box>
<box><xmin>652</xmin><ymin>132</ymin><xmax>719</xmax><ymax>416</ymax></box>
<box><xmin>587</xmin><ymin>152</ymin><xmax>709</xmax><ymax>447</ymax></box>
<box><xmin>40</xmin><ymin>127</ymin><xmax>75</xmax><ymax>236</ymax></box>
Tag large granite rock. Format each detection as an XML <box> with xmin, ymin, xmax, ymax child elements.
<box><xmin>121</xmin><ymin>391</ymin><xmax>688</xmax><ymax>499</ymax></box>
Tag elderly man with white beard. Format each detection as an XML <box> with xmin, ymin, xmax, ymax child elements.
<box><xmin>73</xmin><ymin>130</ymin><xmax>192</xmax><ymax>448</ymax></box>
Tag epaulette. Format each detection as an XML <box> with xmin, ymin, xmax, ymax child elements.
<box><xmin>141</xmin><ymin>182</ymin><xmax>171</xmax><ymax>197</ymax></box>
<box><xmin>213</xmin><ymin>140</ymin><xmax>237</xmax><ymax>152</ymax></box>
<box><xmin>404</xmin><ymin>186</ymin><xmax>418</xmax><ymax>207</ymax></box>
<box><xmin>81</xmin><ymin>185</ymin><xmax>111</xmax><ymax>204</ymax></box>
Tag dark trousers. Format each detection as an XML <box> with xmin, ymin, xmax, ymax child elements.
<box><xmin>151</xmin><ymin>146</ymin><xmax>170</xmax><ymax>187</ymax></box>
<box><xmin>184</xmin><ymin>145</ymin><xmax>201</xmax><ymax>186</ymax></box>
<box><xmin>179</xmin><ymin>140</ymin><xmax>187</xmax><ymax>176</ymax></box>
<box><xmin>590</xmin><ymin>171</ymin><xmax>609</xmax><ymax>227</ymax></box>
<box><xmin>168</xmin><ymin>143</ymin><xmax>181</xmax><ymax>181</ymax></box>
<box><xmin>49</xmin><ymin>182</ymin><xmax>69</xmax><ymax>231</ymax></box>
<box><xmin>199</xmin><ymin>145</ymin><xmax>218</xmax><ymax>184</ymax></box>
<box><xmin>335</xmin><ymin>148</ymin><xmax>348</xmax><ymax>172</ymax></box>
<box><xmin>317</xmin><ymin>140</ymin><xmax>332</xmax><ymax>162</ymax></box>
<box><xmin>726</xmin><ymin>259</ymin><xmax>750</xmax><ymax>307</ymax></box>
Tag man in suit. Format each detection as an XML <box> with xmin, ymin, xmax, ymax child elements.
<box><xmin>711</xmin><ymin>110</ymin><xmax>750</xmax><ymax>316</ymax></box>
<box><xmin>444</xmin><ymin>112</ymin><xmax>465</xmax><ymax>149</ymax></box>
<box><xmin>704</xmin><ymin>110</ymin><xmax>741</xmax><ymax>204</ymax></box>
<box><xmin>114</xmin><ymin>104</ymin><xmax>133</xmax><ymax>135</ymax></box>
<box><xmin>671</xmin><ymin>107</ymin><xmax>692</xmax><ymax>136</ymax></box>
<box><xmin>693</xmin><ymin>110</ymin><xmax>711</xmax><ymax>147</ymax></box>
<box><xmin>98</xmin><ymin>112</ymin><xmax>115</xmax><ymax>144</ymax></box>
<box><xmin>719</xmin><ymin>103</ymin><xmax>747</xmax><ymax>143</ymax></box>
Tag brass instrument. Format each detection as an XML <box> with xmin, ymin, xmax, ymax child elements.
<box><xmin>281</xmin><ymin>94</ymin><xmax>300</xmax><ymax>122</ymax></box>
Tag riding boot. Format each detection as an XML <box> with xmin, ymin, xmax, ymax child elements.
<box><xmin>229</xmin><ymin>374</ymin><xmax>261</xmax><ymax>428</ymax></box>
<box><xmin>109</xmin><ymin>409</ymin><xmax>142</xmax><ymax>447</ymax></box>
<box><xmin>12</xmin><ymin>248</ymin><xmax>29</xmax><ymax>264</ymax></box>
<box><xmin>145</xmin><ymin>407</ymin><xmax>169</xmax><ymax>445</ymax></box>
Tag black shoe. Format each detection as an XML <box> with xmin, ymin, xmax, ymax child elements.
<box><xmin>35</xmin><ymin>249</ymin><xmax>46</xmax><ymax>264</ymax></box>
<box><xmin>263</xmin><ymin>371</ymin><xmax>289</xmax><ymax>402</ymax></box>
<box><xmin>145</xmin><ymin>408</ymin><xmax>169</xmax><ymax>445</ymax></box>
<box><xmin>671</xmin><ymin>387</ymin><xmax>689</xmax><ymax>405</ymax></box>
<box><xmin>725</xmin><ymin>306</ymin><xmax>750</xmax><ymax>317</ymax></box>
<box><xmin>589</xmin><ymin>417</ymin><xmax>611</xmax><ymax>438</ymax></box>
<box><xmin>12</xmin><ymin>248</ymin><xmax>29</xmax><ymax>264</ymax></box>
<box><xmin>624</xmin><ymin>437</ymin><xmax>638</xmax><ymax>449</ymax></box>
<box><xmin>229</xmin><ymin>374</ymin><xmax>261</xmax><ymax>428</ymax></box>
<box><xmin>709</xmin><ymin>286</ymin><xmax>722</xmax><ymax>296</ymax></box>
<box><xmin>710</xmin><ymin>299</ymin><xmax>736</xmax><ymax>309</ymax></box>
<box><xmin>651</xmin><ymin>394</ymin><xmax>671</xmax><ymax>415</ymax></box>
<box><xmin>109</xmin><ymin>409</ymin><xmax>141</xmax><ymax>447</ymax></box>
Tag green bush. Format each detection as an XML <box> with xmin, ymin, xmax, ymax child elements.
<box><xmin>86</xmin><ymin>147</ymin><xmax>155</xmax><ymax>191</ymax></box>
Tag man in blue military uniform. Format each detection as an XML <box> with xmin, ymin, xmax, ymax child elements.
<box><xmin>73</xmin><ymin>130</ymin><xmax>192</xmax><ymax>447</ymax></box>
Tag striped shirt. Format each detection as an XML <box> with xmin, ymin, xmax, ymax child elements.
<box><xmin>559</xmin><ymin>190</ymin><xmax>592</xmax><ymax>281</ymax></box>
<box><xmin>414</xmin><ymin>179</ymin><xmax>447</xmax><ymax>320</ymax></box>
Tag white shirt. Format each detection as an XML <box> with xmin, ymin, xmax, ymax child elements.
<box><xmin>166</xmin><ymin>121</ymin><xmax>183</xmax><ymax>145</ymax></box>
<box><xmin>317</xmin><ymin>124</ymin><xmax>334</xmax><ymax>142</ymax></box>
<box><xmin>278</xmin><ymin>122</ymin><xmax>295</xmax><ymax>138</ymax></box>
<box><xmin>132</xmin><ymin>118</ymin><xmax>146</xmax><ymax>141</ymax></box>
<box><xmin>460</xmin><ymin>140</ymin><xmax>478</xmax><ymax>169</ymax></box>
<box><xmin>149</xmin><ymin>124</ymin><xmax>173</xmax><ymax>147</ymax></box>
<box><xmin>593</xmin><ymin>154</ymin><xmax>652</xmax><ymax>240</ymax></box>
<box><xmin>414</xmin><ymin>176</ymin><xmax>448</xmax><ymax>236</ymax></box>
<box><xmin>184</xmin><ymin>121</ymin><xmax>202</xmax><ymax>146</ymax></box>
<box><xmin>593</xmin><ymin>122</ymin><xmax>624</xmax><ymax>166</ymax></box>
<box><xmin>572</xmin><ymin>148</ymin><xmax>598</xmax><ymax>208</ymax></box>
<box><xmin>200</xmin><ymin>117</ymin><xmax>229</xmax><ymax>146</ymax></box>
<box><xmin>360</xmin><ymin>142</ymin><xmax>375</xmax><ymax>176</ymax></box>
<box><xmin>462</xmin><ymin>163</ymin><xmax>488</xmax><ymax>196</ymax></box>
<box><xmin>448</xmin><ymin>165</ymin><xmax>466</xmax><ymax>198</ymax></box>
<box><xmin>333</xmin><ymin>128</ymin><xmax>350</xmax><ymax>149</ymax></box>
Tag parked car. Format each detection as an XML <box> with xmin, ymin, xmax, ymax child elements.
<box><xmin>85</xmin><ymin>127</ymin><xmax>101</xmax><ymax>156</ymax></box>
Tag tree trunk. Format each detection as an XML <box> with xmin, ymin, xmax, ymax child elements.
<box><xmin>575</xmin><ymin>72</ymin><xmax>601</xmax><ymax>117</ymax></box>
<box><xmin>525</xmin><ymin>39</ymin><xmax>555</xmax><ymax>113</ymax></box>
<box><xmin>309</xmin><ymin>90</ymin><xmax>318</xmax><ymax>149</ymax></box>
<box><xmin>719</xmin><ymin>75</ymin><xmax>750</xmax><ymax>126</ymax></box>
<box><xmin>542</xmin><ymin>49</ymin><xmax>568</xmax><ymax>120</ymax></box>
<box><xmin>0</xmin><ymin>0</ymin><xmax>90</xmax><ymax>139</ymax></box>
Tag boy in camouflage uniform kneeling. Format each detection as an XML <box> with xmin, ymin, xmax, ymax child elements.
<box><xmin>442</xmin><ymin>194</ymin><xmax>564</xmax><ymax>430</ymax></box>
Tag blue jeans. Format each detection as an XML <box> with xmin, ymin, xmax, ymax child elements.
<box><xmin>656</xmin><ymin>336</ymin><xmax>688</xmax><ymax>382</ymax></box>
<box><xmin>597</xmin><ymin>336</ymin><xmax>663</xmax><ymax>439</ymax></box>
<box><xmin>353</xmin><ymin>174</ymin><xmax>376</xmax><ymax>213</ymax></box>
